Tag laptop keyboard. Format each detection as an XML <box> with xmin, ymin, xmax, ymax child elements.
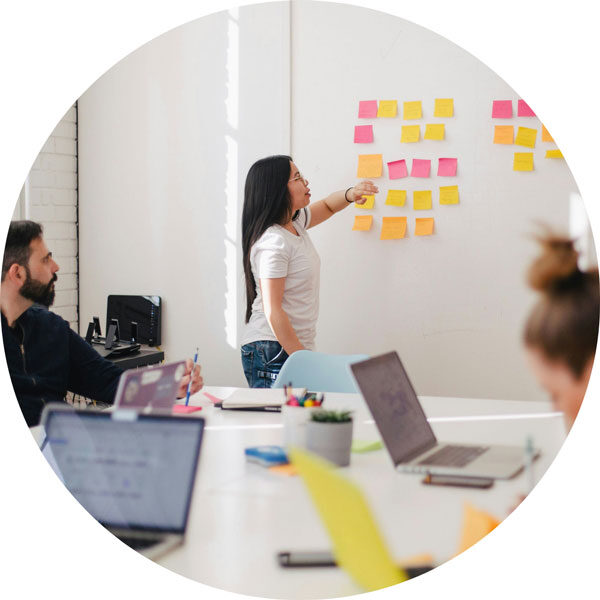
<box><xmin>118</xmin><ymin>535</ymin><xmax>162</xmax><ymax>551</ymax></box>
<box><xmin>417</xmin><ymin>444</ymin><xmax>489</xmax><ymax>468</ymax></box>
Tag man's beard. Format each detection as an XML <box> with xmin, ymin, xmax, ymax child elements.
<box><xmin>20</xmin><ymin>267</ymin><xmax>57</xmax><ymax>307</ymax></box>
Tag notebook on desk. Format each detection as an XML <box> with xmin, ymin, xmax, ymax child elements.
<box><xmin>350</xmin><ymin>352</ymin><xmax>536</xmax><ymax>479</ymax></box>
<box><xmin>39</xmin><ymin>405</ymin><xmax>205</xmax><ymax>560</ymax></box>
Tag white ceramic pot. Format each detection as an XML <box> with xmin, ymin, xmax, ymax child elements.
<box><xmin>306</xmin><ymin>420</ymin><xmax>353</xmax><ymax>467</ymax></box>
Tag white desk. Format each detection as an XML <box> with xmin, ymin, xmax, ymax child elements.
<box><xmin>155</xmin><ymin>388</ymin><xmax>565</xmax><ymax>599</ymax></box>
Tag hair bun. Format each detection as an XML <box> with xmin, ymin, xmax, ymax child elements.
<box><xmin>528</xmin><ymin>234</ymin><xmax>580</xmax><ymax>293</ymax></box>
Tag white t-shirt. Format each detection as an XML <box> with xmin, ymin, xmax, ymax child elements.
<box><xmin>241</xmin><ymin>207</ymin><xmax>321</xmax><ymax>350</ymax></box>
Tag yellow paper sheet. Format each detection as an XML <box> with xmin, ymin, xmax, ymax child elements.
<box><xmin>439</xmin><ymin>185</ymin><xmax>459</xmax><ymax>205</ymax></box>
<box><xmin>380</xmin><ymin>217</ymin><xmax>407</xmax><ymax>240</ymax></box>
<box><xmin>434</xmin><ymin>98</ymin><xmax>454</xmax><ymax>117</ymax></box>
<box><xmin>385</xmin><ymin>189</ymin><xmax>407</xmax><ymax>207</ymax></box>
<box><xmin>413</xmin><ymin>190</ymin><xmax>432</xmax><ymax>210</ymax></box>
<box><xmin>352</xmin><ymin>215</ymin><xmax>373</xmax><ymax>231</ymax></box>
<box><xmin>414</xmin><ymin>217</ymin><xmax>434</xmax><ymax>236</ymax></box>
<box><xmin>403</xmin><ymin>101</ymin><xmax>422</xmax><ymax>120</ymax></box>
<box><xmin>357</xmin><ymin>154</ymin><xmax>383</xmax><ymax>178</ymax></box>
<box><xmin>424</xmin><ymin>124</ymin><xmax>445</xmax><ymax>140</ymax></box>
<box><xmin>377</xmin><ymin>100</ymin><xmax>398</xmax><ymax>118</ymax></box>
<box><xmin>515</xmin><ymin>126</ymin><xmax>537</xmax><ymax>148</ymax></box>
<box><xmin>457</xmin><ymin>503</ymin><xmax>500</xmax><ymax>554</ymax></box>
<box><xmin>513</xmin><ymin>152</ymin><xmax>534</xmax><ymax>171</ymax></box>
<box><xmin>493</xmin><ymin>125</ymin><xmax>514</xmax><ymax>145</ymax></box>
<box><xmin>401</xmin><ymin>125</ymin><xmax>420</xmax><ymax>143</ymax></box>
<box><xmin>356</xmin><ymin>195</ymin><xmax>375</xmax><ymax>209</ymax></box>
<box><xmin>541</xmin><ymin>124</ymin><xmax>554</xmax><ymax>142</ymax></box>
<box><xmin>545</xmin><ymin>149</ymin><xmax>564</xmax><ymax>159</ymax></box>
<box><xmin>290</xmin><ymin>448</ymin><xmax>408</xmax><ymax>591</ymax></box>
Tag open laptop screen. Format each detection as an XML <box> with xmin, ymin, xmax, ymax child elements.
<box><xmin>350</xmin><ymin>352</ymin><xmax>437</xmax><ymax>465</ymax></box>
<box><xmin>41</xmin><ymin>409</ymin><xmax>204</xmax><ymax>533</ymax></box>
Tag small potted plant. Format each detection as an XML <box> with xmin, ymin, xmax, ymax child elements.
<box><xmin>306</xmin><ymin>409</ymin><xmax>353</xmax><ymax>467</ymax></box>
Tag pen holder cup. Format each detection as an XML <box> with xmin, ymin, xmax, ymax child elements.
<box><xmin>282</xmin><ymin>405</ymin><xmax>317</xmax><ymax>450</ymax></box>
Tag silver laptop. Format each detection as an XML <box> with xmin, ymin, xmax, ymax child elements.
<box><xmin>39</xmin><ymin>405</ymin><xmax>205</xmax><ymax>559</ymax></box>
<box><xmin>350</xmin><ymin>352</ymin><xmax>536</xmax><ymax>479</ymax></box>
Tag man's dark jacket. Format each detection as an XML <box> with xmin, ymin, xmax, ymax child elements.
<box><xmin>2</xmin><ymin>304</ymin><xmax>122</xmax><ymax>427</ymax></box>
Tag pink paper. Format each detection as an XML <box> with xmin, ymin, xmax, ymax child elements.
<box><xmin>173</xmin><ymin>405</ymin><xmax>203</xmax><ymax>414</ymax></box>
<box><xmin>410</xmin><ymin>159</ymin><xmax>431</xmax><ymax>178</ymax></box>
<box><xmin>387</xmin><ymin>159</ymin><xmax>408</xmax><ymax>179</ymax></box>
<box><xmin>517</xmin><ymin>99</ymin><xmax>536</xmax><ymax>117</ymax></box>
<box><xmin>438</xmin><ymin>157</ymin><xmax>458</xmax><ymax>176</ymax></box>
<box><xmin>358</xmin><ymin>100</ymin><xmax>378</xmax><ymax>118</ymax></box>
<box><xmin>203</xmin><ymin>391</ymin><xmax>223</xmax><ymax>404</ymax></box>
<box><xmin>492</xmin><ymin>100</ymin><xmax>512</xmax><ymax>118</ymax></box>
<box><xmin>354</xmin><ymin>124</ymin><xmax>374</xmax><ymax>143</ymax></box>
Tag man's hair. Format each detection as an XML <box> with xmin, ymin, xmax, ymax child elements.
<box><xmin>2</xmin><ymin>220</ymin><xmax>43</xmax><ymax>281</ymax></box>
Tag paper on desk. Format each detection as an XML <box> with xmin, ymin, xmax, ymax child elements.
<box><xmin>457</xmin><ymin>503</ymin><xmax>500</xmax><ymax>554</ymax></box>
<box><xmin>221</xmin><ymin>388</ymin><xmax>305</xmax><ymax>409</ymax></box>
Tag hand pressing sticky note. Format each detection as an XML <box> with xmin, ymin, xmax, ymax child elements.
<box><xmin>403</xmin><ymin>101</ymin><xmax>422</xmax><ymax>120</ymax></box>
<box><xmin>352</xmin><ymin>215</ymin><xmax>373</xmax><ymax>231</ymax></box>
<box><xmin>515</xmin><ymin>126</ymin><xmax>537</xmax><ymax>148</ymax></box>
<box><xmin>438</xmin><ymin>158</ymin><xmax>457</xmax><ymax>177</ymax></box>
<box><xmin>517</xmin><ymin>99</ymin><xmax>536</xmax><ymax>117</ymax></box>
<box><xmin>385</xmin><ymin>190</ymin><xmax>407</xmax><ymax>207</ymax></box>
<box><xmin>434</xmin><ymin>98</ymin><xmax>454</xmax><ymax>117</ymax></box>
<box><xmin>401</xmin><ymin>125</ymin><xmax>420</xmax><ymax>143</ymax></box>
<box><xmin>380</xmin><ymin>217</ymin><xmax>407</xmax><ymax>240</ymax></box>
<box><xmin>424</xmin><ymin>123</ymin><xmax>445</xmax><ymax>140</ymax></box>
<box><xmin>493</xmin><ymin>125</ymin><xmax>514</xmax><ymax>145</ymax></box>
<box><xmin>492</xmin><ymin>100</ymin><xmax>512</xmax><ymax>118</ymax></box>
<box><xmin>387</xmin><ymin>159</ymin><xmax>408</xmax><ymax>179</ymax></box>
<box><xmin>415</xmin><ymin>218</ymin><xmax>434</xmax><ymax>236</ymax></box>
<box><xmin>439</xmin><ymin>185</ymin><xmax>459</xmax><ymax>205</ymax></box>
<box><xmin>413</xmin><ymin>190</ymin><xmax>432</xmax><ymax>210</ymax></box>
<box><xmin>357</xmin><ymin>154</ymin><xmax>383</xmax><ymax>178</ymax></box>
<box><xmin>356</xmin><ymin>195</ymin><xmax>375</xmax><ymax>209</ymax></box>
<box><xmin>513</xmin><ymin>152</ymin><xmax>534</xmax><ymax>171</ymax></box>
<box><xmin>541</xmin><ymin>124</ymin><xmax>554</xmax><ymax>142</ymax></box>
<box><xmin>411</xmin><ymin>159</ymin><xmax>431</xmax><ymax>178</ymax></box>
<box><xmin>354</xmin><ymin>125</ymin><xmax>374</xmax><ymax>143</ymax></box>
<box><xmin>358</xmin><ymin>100</ymin><xmax>378</xmax><ymax>118</ymax></box>
<box><xmin>377</xmin><ymin>100</ymin><xmax>398</xmax><ymax>118</ymax></box>
<box><xmin>546</xmin><ymin>149</ymin><xmax>564</xmax><ymax>159</ymax></box>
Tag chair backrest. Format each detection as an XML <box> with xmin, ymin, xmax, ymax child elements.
<box><xmin>272</xmin><ymin>350</ymin><xmax>369</xmax><ymax>393</ymax></box>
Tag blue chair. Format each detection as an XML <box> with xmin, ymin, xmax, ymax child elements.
<box><xmin>272</xmin><ymin>350</ymin><xmax>369</xmax><ymax>393</ymax></box>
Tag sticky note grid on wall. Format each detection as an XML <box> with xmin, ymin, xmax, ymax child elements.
<box><xmin>353</xmin><ymin>98</ymin><xmax>458</xmax><ymax>239</ymax></box>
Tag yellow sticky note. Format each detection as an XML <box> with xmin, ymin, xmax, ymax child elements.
<box><xmin>513</xmin><ymin>152</ymin><xmax>534</xmax><ymax>171</ymax></box>
<box><xmin>356</xmin><ymin>154</ymin><xmax>383</xmax><ymax>178</ymax></box>
<box><xmin>380</xmin><ymin>217</ymin><xmax>407</xmax><ymax>240</ymax></box>
<box><xmin>545</xmin><ymin>149</ymin><xmax>564</xmax><ymax>159</ymax></box>
<box><xmin>352</xmin><ymin>215</ymin><xmax>373</xmax><ymax>231</ymax></box>
<box><xmin>515</xmin><ymin>126</ymin><xmax>537</xmax><ymax>148</ymax></box>
<box><xmin>415</xmin><ymin>218</ymin><xmax>434</xmax><ymax>236</ymax></box>
<box><xmin>401</xmin><ymin>125</ymin><xmax>420</xmax><ymax>143</ymax></box>
<box><xmin>377</xmin><ymin>100</ymin><xmax>397</xmax><ymax>118</ymax></box>
<box><xmin>413</xmin><ymin>190</ymin><xmax>432</xmax><ymax>210</ymax></box>
<box><xmin>439</xmin><ymin>185</ymin><xmax>459</xmax><ymax>205</ymax></box>
<box><xmin>457</xmin><ymin>503</ymin><xmax>500</xmax><ymax>554</ymax></box>
<box><xmin>434</xmin><ymin>98</ymin><xmax>454</xmax><ymax>117</ymax></box>
<box><xmin>493</xmin><ymin>125</ymin><xmax>514</xmax><ymax>145</ymax></box>
<box><xmin>424</xmin><ymin>123</ymin><xmax>445</xmax><ymax>141</ymax></box>
<box><xmin>356</xmin><ymin>195</ymin><xmax>375</xmax><ymax>209</ymax></box>
<box><xmin>385</xmin><ymin>190</ymin><xmax>407</xmax><ymax>207</ymax></box>
<box><xmin>542</xmin><ymin>124</ymin><xmax>554</xmax><ymax>142</ymax></box>
<box><xmin>403</xmin><ymin>101</ymin><xmax>422</xmax><ymax>120</ymax></box>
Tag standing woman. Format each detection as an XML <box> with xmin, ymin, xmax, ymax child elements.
<box><xmin>240</xmin><ymin>155</ymin><xmax>377</xmax><ymax>388</ymax></box>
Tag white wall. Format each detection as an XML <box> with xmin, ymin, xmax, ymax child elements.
<box><xmin>78</xmin><ymin>1</ymin><xmax>583</xmax><ymax>399</ymax></box>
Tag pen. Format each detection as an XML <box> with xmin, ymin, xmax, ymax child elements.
<box><xmin>185</xmin><ymin>347</ymin><xmax>199</xmax><ymax>406</ymax></box>
<box><xmin>524</xmin><ymin>435</ymin><xmax>535</xmax><ymax>493</ymax></box>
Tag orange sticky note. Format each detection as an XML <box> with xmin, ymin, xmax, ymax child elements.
<box><xmin>413</xmin><ymin>190</ymin><xmax>432</xmax><ymax>210</ymax></box>
<box><xmin>385</xmin><ymin>190</ymin><xmax>407</xmax><ymax>207</ymax></box>
<box><xmin>457</xmin><ymin>503</ymin><xmax>500</xmax><ymax>554</ymax></box>
<box><xmin>352</xmin><ymin>215</ymin><xmax>373</xmax><ymax>231</ymax></box>
<box><xmin>380</xmin><ymin>217</ymin><xmax>407</xmax><ymax>240</ymax></box>
<box><xmin>541</xmin><ymin>125</ymin><xmax>554</xmax><ymax>142</ymax></box>
<box><xmin>493</xmin><ymin>125</ymin><xmax>514</xmax><ymax>144</ymax></box>
<box><xmin>439</xmin><ymin>185</ymin><xmax>459</xmax><ymax>205</ymax></box>
<box><xmin>415</xmin><ymin>218</ymin><xmax>434</xmax><ymax>236</ymax></box>
<box><xmin>513</xmin><ymin>152</ymin><xmax>534</xmax><ymax>171</ymax></box>
<box><xmin>269</xmin><ymin>464</ymin><xmax>298</xmax><ymax>476</ymax></box>
<box><xmin>357</xmin><ymin>154</ymin><xmax>383</xmax><ymax>178</ymax></box>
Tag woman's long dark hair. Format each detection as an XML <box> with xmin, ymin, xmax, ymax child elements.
<box><xmin>242</xmin><ymin>155</ymin><xmax>296</xmax><ymax>323</ymax></box>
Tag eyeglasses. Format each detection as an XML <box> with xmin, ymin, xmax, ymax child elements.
<box><xmin>289</xmin><ymin>173</ymin><xmax>308</xmax><ymax>185</ymax></box>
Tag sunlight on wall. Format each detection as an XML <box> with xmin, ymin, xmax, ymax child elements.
<box><xmin>224</xmin><ymin>8</ymin><xmax>239</xmax><ymax>348</ymax></box>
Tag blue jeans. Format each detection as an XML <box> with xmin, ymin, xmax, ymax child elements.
<box><xmin>241</xmin><ymin>341</ymin><xmax>289</xmax><ymax>388</ymax></box>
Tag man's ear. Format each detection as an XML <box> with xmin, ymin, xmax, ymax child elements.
<box><xmin>5</xmin><ymin>263</ymin><xmax>26</xmax><ymax>287</ymax></box>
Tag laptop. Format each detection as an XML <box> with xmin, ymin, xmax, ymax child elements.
<box><xmin>113</xmin><ymin>360</ymin><xmax>186</xmax><ymax>411</ymax></box>
<box><xmin>350</xmin><ymin>352</ymin><xmax>535</xmax><ymax>479</ymax></box>
<box><xmin>39</xmin><ymin>405</ymin><xmax>205</xmax><ymax>560</ymax></box>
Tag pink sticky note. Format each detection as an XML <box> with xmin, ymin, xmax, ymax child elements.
<box><xmin>387</xmin><ymin>159</ymin><xmax>408</xmax><ymax>179</ymax></box>
<box><xmin>492</xmin><ymin>100</ymin><xmax>512</xmax><ymax>118</ymax></box>
<box><xmin>410</xmin><ymin>159</ymin><xmax>431</xmax><ymax>178</ymax></box>
<box><xmin>358</xmin><ymin>100</ymin><xmax>378</xmax><ymax>118</ymax></box>
<box><xmin>203</xmin><ymin>391</ymin><xmax>223</xmax><ymax>404</ymax></box>
<box><xmin>173</xmin><ymin>404</ymin><xmax>203</xmax><ymax>414</ymax></box>
<box><xmin>354</xmin><ymin>124</ymin><xmax>374</xmax><ymax>143</ymax></box>
<box><xmin>438</xmin><ymin>157</ymin><xmax>458</xmax><ymax>176</ymax></box>
<box><xmin>517</xmin><ymin>99</ymin><xmax>536</xmax><ymax>117</ymax></box>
